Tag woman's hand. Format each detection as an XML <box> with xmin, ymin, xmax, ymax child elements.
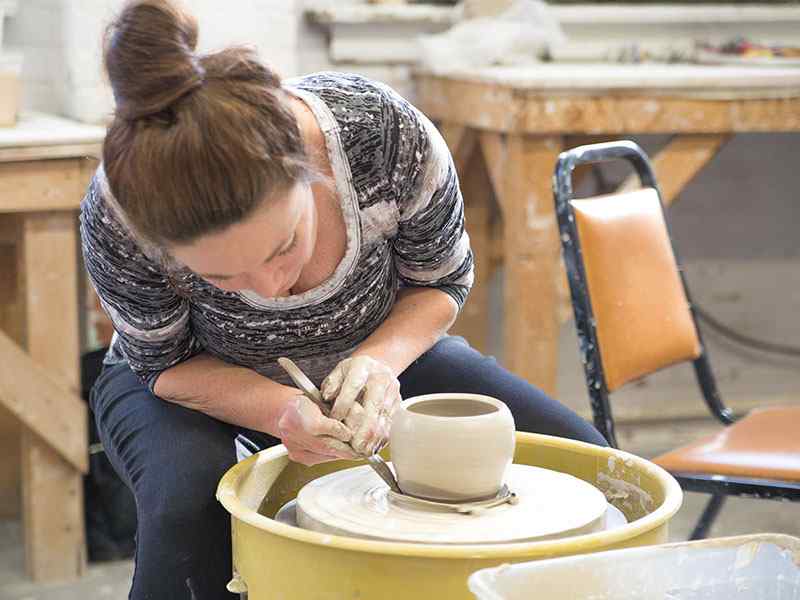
<box><xmin>321</xmin><ymin>356</ymin><xmax>402</xmax><ymax>456</ymax></box>
<box><xmin>277</xmin><ymin>395</ymin><xmax>359</xmax><ymax>466</ymax></box>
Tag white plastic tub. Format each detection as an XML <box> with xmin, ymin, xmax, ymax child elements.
<box><xmin>469</xmin><ymin>534</ymin><xmax>800</xmax><ymax>600</ymax></box>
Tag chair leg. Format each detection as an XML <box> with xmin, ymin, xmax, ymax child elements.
<box><xmin>690</xmin><ymin>493</ymin><xmax>726</xmax><ymax>540</ymax></box>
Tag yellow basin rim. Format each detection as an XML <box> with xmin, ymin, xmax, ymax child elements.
<box><xmin>217</xmin><ymin>432</ymin><xmax>683</xmax><ymax>560</ymax></box>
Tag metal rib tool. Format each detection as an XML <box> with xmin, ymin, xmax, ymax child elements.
<box><xmin>388</xmin><ymin>484</ymin><xmax>518</xmax><ymax>515</ymax></box>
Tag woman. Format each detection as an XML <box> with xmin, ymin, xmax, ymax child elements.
<box><xmin>82</xmin><ymin>1</ymin><xmax>607</xmax><ymax>598</ymax></box>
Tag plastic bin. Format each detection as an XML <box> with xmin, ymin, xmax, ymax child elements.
<box><xmin>469</xmin><ymin>533</ymin><xmax>800</xmax><ymax>599</ymax></box>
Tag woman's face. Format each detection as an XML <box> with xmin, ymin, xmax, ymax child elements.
<box><xmin>169</xmin><ymin>182</ymin><xmax>316</xmax><ymax>299</ymax></box>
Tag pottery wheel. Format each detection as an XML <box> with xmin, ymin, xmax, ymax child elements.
<box><xmin>293</xmin><ymin>464</ymin><xmax>610</xmax><ymax>545</ymax></box>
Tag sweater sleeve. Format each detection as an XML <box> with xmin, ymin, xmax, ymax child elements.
<box><xmin>79</xmin><ymin>172</ymin><xmax>201</xmax><ymax>391</ymax></box>
<box><xmin>379</xmin><ymin>83</ymin><xmax>474</xmax><ymax>308</ymax></box>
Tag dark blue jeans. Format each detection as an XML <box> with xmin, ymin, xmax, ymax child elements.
<box><xmin>90</xmin><ymin>336</ymin><xmax>606</xmax><ymax>599</ymax></box>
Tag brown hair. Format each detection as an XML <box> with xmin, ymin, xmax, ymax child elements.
<box><xmin>102</xmin><ymin>0</ymin><xmax>312</xmax><ymax>245</ymax></box>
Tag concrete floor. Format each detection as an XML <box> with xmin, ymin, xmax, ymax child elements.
<box><xmin>0</xmin><ymin>522</ymin><xmax>134</xmax><ymax>600</ymax></box>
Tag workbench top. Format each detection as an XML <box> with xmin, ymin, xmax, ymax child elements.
<box><xmin>0</xmin><ymin>112</ymin><xmax>105</xmax><ymax>149</ymax></box>
<box><xmin>417</xmin><ymin>63</ymin><xmax>800</xmax><ymax>98</ymax></box>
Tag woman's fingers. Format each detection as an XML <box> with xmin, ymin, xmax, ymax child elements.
<box><xmin>318</xmin><ymin>356</ymin><xmax>402</xmax><ymax>455</ymax></box>
<box><xmin>386</xmin><ymin>385</ymin><xmax>402</xmax><ymax>415</ymax></box>
<box><xmin>343</xmin><ymin>401</ymin><xmax>365</xmax><ymax>433</ymax></box>
<box><xmin>316</xmin><ymin>436</ymin><xmax>360</xmax><ymax>459</ymax></box>
<box><xmin>286</xmin><ymin>395</ymin><xmax>352</xmax><ymax>442</ymax></box>
<box><xmin>372</xmin><ymin>388</ymin><xmax>401</xmax><ymax>454</ymax></box>
<box><xmin>277</xmin><ymin>395</ymin><xmax>354</xmax><ymax>467</ymax></box>
<box><xmin>282</xmin><ymin>428</ymin><xmax>358</xmax><ymax>465</ymax></box>
<box><xmin>353</xmin><ymin>374</ymin><xmax>401</xmax><ymax>454</ymax></box>
<box><xmin>286</xmin><ymin>431</ymin><xmax>358</xmax><ymax>463</ymax></box>
<box><xmin>285</xmin><ymin>447</ymin><xmax>338</xmax><ymax>466</ymax></box>
<box><xmin>329</xmin><ymin>360</ymin><xmax>370</xmax><ymax>421</ymax></box>
<box><xmin>313</xmin><ymin>413</ymin><xmax>353</xmax><ymax>443</ymax></box>
<box><xmin>320</xmin><ymin>363</ymin><xmax>345</xmax><ymax>405</ymax></box>
<box><xmin>364</xmin><ymin>409</ymin><xmax>393</xmax><ymax>456</ymax></box>
<box><xmin>350</xmin><ymin>377</ymin><xmax>386</xmax><ymax>454</ymax></box>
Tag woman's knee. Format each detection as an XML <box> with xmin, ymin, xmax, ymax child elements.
<box><xmin>399</xmin><ymin>336</ymin><xmax>494</xmax><ymax>398</ymax></box>
<box><xmin>135</xmin><ymin>451</ymin><xmax>233</xmax><ymax>535</ymax></box>
<box><xmin>400</xmin><ymin>336</ymin><xmax>608</xmax><ymax>446</ymax></box>
<box><xmin>90</xmin><ymin>361</ymin><xmax>239</xmax><ymax>496</ymax></box>
<box><xmin>497</xmin><ymin>383</ymin><xmax>607</xmax><ymax>446</ymax></box>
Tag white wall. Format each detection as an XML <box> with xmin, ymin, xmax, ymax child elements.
<box><xmin>296</xmin><ymin>14</ymin><xmax>418</xmax><ymax>101</ymax></box>
<box><xmin>4</xmin><ymin>0</ymin><xmax>302</xmax><ymax>123</ymax></box>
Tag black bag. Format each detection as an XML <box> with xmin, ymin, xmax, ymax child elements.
<box><xmin>81</xmin><ymin>348</ymin><xmax>137</xmax><ymax>562</ymax></box>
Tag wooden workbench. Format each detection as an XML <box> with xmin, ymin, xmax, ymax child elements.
<box><xmin>0</xmin><ymin>112</ymin><xmax>104</xmax><ymax>581</ymax></box>
<box><xmin>415</xmin><ymin>63</ymin><xmax>800</xmax><ymax>396</ymax></box>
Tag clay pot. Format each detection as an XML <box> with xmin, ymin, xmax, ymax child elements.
<box><xmin>389</xmin><ymin>393</ymin><xmax>516</xmax><ymax>502</ymax></box>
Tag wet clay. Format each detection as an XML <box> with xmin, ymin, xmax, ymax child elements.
<box><xmin>390</xmin><ymin>393</ymin><xmax>516</xmax><ymax>501</ymax></box>
<box><xmin>407</xmin><ymin>398</ymin><xmax>499</xmax><ymax>417</ymax></box>
<box><xmin>294</xmin><ymin>464</ymin><xmax>613</xmax><ymax>545</ymax></box>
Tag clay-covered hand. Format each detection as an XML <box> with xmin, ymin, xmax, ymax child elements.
<box><xmin>277</xmin><ymin>395</ymin><xmax>359</xmax><ymax>466</ymax></box>
<box><xmin>320</xmin><ymin>356</ymin><xmax>401</xmax><ymax>456</ymax></box>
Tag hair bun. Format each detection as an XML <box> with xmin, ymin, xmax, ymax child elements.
<box><xmin>105</xmin><ymin>0</ymin><xmax>205</xmax><ymax>121</ymax></box>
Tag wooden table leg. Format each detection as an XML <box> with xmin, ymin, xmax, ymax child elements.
<box><xmin>439</xmin><ymin>124</ymin><xmax>494</xmax><ymax>353</ymax></box>
<box><xmin>22</xmin><ymin>434</ymin><xmax>86</xmax><ymax>581</ymax></box>
<box><xmin>618</xmin><ymin>134</ymin><xmax>730</xmax><ymax>206</ymax></box>
<box><xmin>452</xmin><ymin>144</ymin><xmax>496</xmax><ymax>353</ymax></box>
<box><xmin>0</xmin><ymin>215</ymin><xmax>23</xmax><ymax>518</ymax></box>
<box><xmin>19</xmin><ymin>211</ymin><xmax>86</xmax><ymax>581</ymax></box>
<box><xmin>481</xmin><ymin>133</ymin><xmax>563</xmax><ymax>395</ymax></box>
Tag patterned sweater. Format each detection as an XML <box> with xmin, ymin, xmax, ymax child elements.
<box><xmin>80</xmin><ymin>72</ymin><xmax>474</xmax><ymax>391</ymax></box>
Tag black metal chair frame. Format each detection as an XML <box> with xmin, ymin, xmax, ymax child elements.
<box><xmin>553</xmin><ymin>140</ymin><xmax>800</xmax><ymax>539</ymax></box>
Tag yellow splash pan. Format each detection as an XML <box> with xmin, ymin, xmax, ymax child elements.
<box><xmin>216</xmin><ymin>432</ymin><xmax>683</xmax><ymax>599</ymax></box>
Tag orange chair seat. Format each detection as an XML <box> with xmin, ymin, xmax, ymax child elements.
<box><xmin>654</xmin><ymin>406</ymin><xmax>800</xmax><ymax>483</ymax></box>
